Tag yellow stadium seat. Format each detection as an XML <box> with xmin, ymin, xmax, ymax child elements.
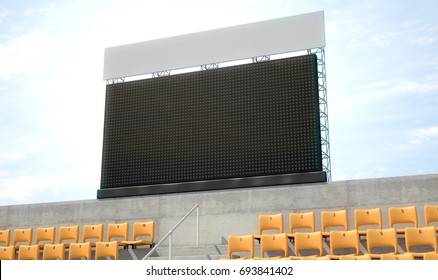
<box><xmin>82</xmin><ymin>224</ymin><xmax>103</xmax><ymax>247</ymax></box>
<box><xmin>424</xmin><ymin>205</ymin><xmax>438</xmax><ymax>233</ymax></box>
<box><xmin>42</xmin><ymin>243</ymin><xmax>65</xmax><ymax>260</ymax></box>
<box><xmin>329</xmin><ymin>230</ymin><xmax>360</xmax><ymax>259</ymax></box>
<box><xmin>227</xmin><ymin>235</ymin><xmax>254</xmax><ymax>259</ymax></box>
<box><xmin>293</xmin><ymin>231</ymin><xmax>323</xmax><ymax>258</ymax></box>
<box><xmin>321</xmin><ymin>210</ymin><xmax>348</xmax><ymax>238</ymax></box>
<box><xmin>260</xmin><ymin>233</ymin><xmax>289</xmax><ymax>258</ymax></box>
<box><xmin>423</xmin><ymin>252</ymin><xmax>438</xmax><ymax>260</ymax></box>
<box><xmin>13</xmin><ymin>228</ymin><xmax>33</xmax><ymax>250</ymax></box>
<box><xmin>254</xmin><ymin>214</ymin><xmax>284</xmax><ymax>242</ymax></box>
<box><xmin>339</xmin><ymin>254</ymin><xmax>372</xmax><ymax>260</ymax></box>
<box><xmin>68</xmin><ymin>242</ymin><xmax>91</xmax><ymax>260</ymax></box>
<box><xmin>380</xmin><ymin>253</ymin><xmax>414</xmax><ymax>260</ymax></box>
<box><xmin>121</xmin><ymin>221</ymin><xmax>155</xmax><ymax>249</ymax></box>
<box><xmin>36</xmin><ymin>226</ymin><xmax>56</xmax><ymax>250</ymax></box>
<box><xmin>18</xmin><ymin>245</ymin><xmax>39</xmax><ymax>260</ymax></box>
<box><xmin>0</xmin><ymin>246</ymin><xmax>15</xmax><ymax>260</ymax></box>
<box><xmin>58</xmin><ymin>225</ymin><xmax>79</xmax><ymax>248</ymax></box>
<box><xmin>354</xmin><ymin>208</ymin><xmax>382</xmax><ymax>237</ymax></box>
<box><xmin>405</xmin><ymin>226</ymin><xmax>437</xmax><ymax>259</ymax></box>
<box><xmin>366</xmin><ymin>228</ymin><xmax>398</xmax><ymax>259</ymax></box>
<box><xmin>95</xmin><ymin>241</ymin><xmax>119</xmax><ymax>260</ymax></box>
<box><xmin>287</xmin><ymin>212</ymin><xmax>315</xmax><ymax>242</ymax></box>
<box><xmin>107</xmin><ymin>222</ymin><xmax>128</xmax><ymax>247</ymax></box>
<box><xmin>0</xmin><ymin>229</ymin><xmax>10</xmax><ymax>246</ymax></box>
<box><xmin>388</xmin><ymin>206</ymin><xmax>418</xmax><ymax>235</ymax></box>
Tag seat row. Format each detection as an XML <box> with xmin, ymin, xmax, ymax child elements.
<box><xmin>227</xmin><ymin>227</ymin><xmax>438</xmax><ymax>260</ymax></box>
<box><xmin>0</xmin><ymin>221</ymin><xmax>155</xmax><ymax>260</ymax></box>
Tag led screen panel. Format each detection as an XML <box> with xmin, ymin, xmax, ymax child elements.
<box><xmin>99</xmin><ymin>54</ymin><xmax>323</xmax><ymax>198</ymax></box>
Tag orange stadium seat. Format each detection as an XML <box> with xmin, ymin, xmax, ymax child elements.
<box><xmin>107</xmin><ymin>222</ymin><xmax>129</xmax><ymax>247</ymax></box>
<box><xmin>254</xmin><ymin>214</ymin><xmax>284</xmax><ymax>242</ymax></box>
<box><xmin>339</xmin><ymin>254</ymin><xmax>372</xmax><ymax>260</ymax></box>
<box><xmin>42</xmin><ymin>243</ymin><xmax>65</xmax><ymax>260</ymax></box>
<box><xmin>13</xmin><ymin>228</ymin><xmax>33</xmax><ymax>250</ymax></box>
<box><xmin>35</xmin><ymin>226</ymin><xmax>56</xmax><ymax>250</ymax></box>
<box><xmin>366</xmin><ymin>228</ymin><xmax>398</xmax><ymax>259</ymax></box>
<box><xmin>380</xmin><ymin>253</ymin><xmax>414</xmax><ymax>260</ymax></box>
<box><xmin>18</xmin><ymin>245</ymin><xmax>39</xmax><ymax>260</ymax></box>
<box><xmin>0</xmin><ymin>246</ymin><xmax>15</xmax><ymax>260</ymax></box>
<box><xmin>405</xmin><ymin>226</ymin><xmax>437</xmax><ymax>259</ymax></box>
<box><xmin>58</xmin><ymin>225</ymin><xmax>79</xmax><ymax>248</ymax></box>
<box><xmin>68</xmin><ymin>242</ymin><xmax>91</xmax><ymax>260</ymax></box>
<box><xmin>388</xmin><ymin>206</ymin><xmax>418</xmax><ymax>235</ymax></box>
<box><xmin>260</xmin><ymin>233</ymin><xmax>288</xmax><ymax>258</ymax></box>
<box><xmin>287</xmin><ymin>212</ymin><xmax>315</xmax><ymax>242</ymax></box>
<box><xmin>321</xmin><ymin>210</ymin><xmax>348</xmax><ymax>238</ymax></box>
<box><xmin>293</xmin><ymin>231</ymin><xmax>323</xmax><ymax>259</ymax></box>
<box><xmin>424</xmin><ymin>205</ymin><xmax>438</xmax><ymax>233</ymax></box>
<box><xmin>423</xmin><ymin>252</ymin><xmax>438</xmax><ymax>260</ymax></box>
<box><xmin>121</xmin><ymin>221</ymin><xmax>155</xmax><ymax>249</ymax></box>
<box><xmin>354</xmin><ymin>208</ymin><xmax>382</xmax><ymax>237</ymax></box>
<box><xmin>0</xmin><ymin>229</ymin><xmax>11</xmax><ymax>246</ymax></box>
<box><xmin>95</xmin><ymin>241</ymin><xmax>119</xmax><ymax>260</ymax></box>
<box><xmin>329</xmin><ymin>230</ymin><xmax>360</xmax><ymax>260</ymax></box>
<box><xmin>82</xmin><ymin>224</ymin><xmax>104</xmax><ymax>247</ymax></box>
<box><xmin>227</xmin><ymin>235</ymin><xmax>254</xmax><ymax>259</ymax></box>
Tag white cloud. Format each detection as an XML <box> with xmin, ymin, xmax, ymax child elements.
<box><xmin>408</xmin><ymin>126</ymin><xmax>438</xmax><ymax>145</ymax></box>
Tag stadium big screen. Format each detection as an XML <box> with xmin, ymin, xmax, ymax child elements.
<box><xmin>98</xmin><ymin>54</ymin><xmax>326</xmax><ymax>199</ymax></box>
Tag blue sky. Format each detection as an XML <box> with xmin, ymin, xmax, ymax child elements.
<box><xmin>0</xmin><ymin>0</ymin><xmax>437</xmax><ymax>206</ymax></box>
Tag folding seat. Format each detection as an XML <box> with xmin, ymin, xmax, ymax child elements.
<box><xmin>42</xmin><ymin>243</ymin><xmax>65</xmax><ymax>260</ymax></box>
<box><xmin>287</xmin><ymin>212</ymin><xmax>315</xmax><ymax>242</ymax></box>
<box><xmin>82</xmin><ymin>224</ymin><xmax>104</xmax><ymax>247</ymax></box>
<box><xmin>0</xmin><ymin>246</ymin><xmax>15</xmax><ymax>260</ymax></box>
<box><xmin>121</xmin><ymin>221</ymin><xmax>155</xmax><ymax>249</ymax></box>
<box><xmin>292</xmin><ymin>231</ymin><xmax>323</xmax><ymax>259</ymax></box>
<box><xmin>58</xmin><ymin>225</ymin><xmax>79</xmax><ymax>248</ymax></box>
<box><xmin>321</xmin><ymin>210</ymin><xmax>348</xmax><ymax>238</ymax></box>
<box><xmin>253</xmin><ymin>214</ymin><xmax>284</xmax><ymax>242</ymax></box>
<box><xmin>13</xmin><ymin>228</ymin><xmax>33</xmax><ymax>250</ymax></box>
<box><xmin>329</xmin><ymin>230</ymin><xmax>360</xmax><ymax>260</ymax></box>
<box><xmin>18</xmin><ymin>245</ymin><xmax>39</xmax><ymax>260</ymax></box>
<box><xmin>226</xmin><ymin>235</ymin><xmax>254</xmax><ymax>259</ymax></box>
<box><xmin>107</xmin><ymin>222</ymin><xmax>128</xmax><ymax>247</ymax></box>
<box><xmin>339</xmin><ymin>254</ymin><xmax>372</xmax><ymax>260</ymax></box>
<box><xmin>95</xmin><ymin>241</ymin><xmax>119</xmax><ymax>260</ymax></box>
<box><xmin>260</xmin><ymin>233</ymin><xmax>289</xmax><ymax>259</ymax></box>
<box><xmin>366</xmin><ymin>228</ymin><xmax>398</xmax><ymax>259</ymax></box>
<box><xmin>405</xmin><ymin>226</ymin><xmax>437</xmax><ymax>259</ymax></box>
<box><xmin>35</xmin><ymin>226</ymin><xmax>56</xmax><ymax>250</ymax></box>
<box><xmin>423</xmin><ymin>252</ymin><xmax>438</xmax><ymax>260</ymax></box>
<box><xmin>68</xmin><ymin>242</ymin><xmax>91</xmax><ymax>260</ymax></box>
<box><xmin>380</xmin><ymin>253</ymin><xmax>414</xmax><ymax>260</ymax></box>
<box><xmin>388</xmin><ymin>206</ymin><xmax>418</xmax><ymax>235</ymax></box>
<box><xmin>0</xmin><ymin>229</ymin><xmax>10</xmax><ymax>246</ymax></box>
<box><xmin>354</xmin><ymin>208</ymin><xmax>382</xmax><ymax>237</ymax></box>
<box><xmin>424</xmin><ymin>205</ymin><xmax>438</xmax><ymax>233</ymax></box>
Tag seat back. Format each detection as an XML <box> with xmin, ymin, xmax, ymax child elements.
<box><xmin>58</xmin><ymin>225</ymin><xmax>79</xmax><ymax>246</ymax></box>
<box><xmin>388</xmin><ymin>206</ymin><xmax>418</xmax><ymax>229</ymax></box>
<box><xmin>82</xmin><ymin>224</ymin><xmax>104</xmax><ymax>243</ymax></box>
<box><xmin>36</xmin><ymin>227</ymin><xmax>56</xmax><ymax>248</ymax></box>
<box><xmin>260</xmin><ymin>233</ymin><xmax>288</xmax><ymax>258</ymax></box>
<box><xmin>258</xmin><ymin>214</ymin><xmax>284</xmax><ymax>235</ymax></box>
<box><xmin>107</xmin><ymin>222</ymin><xmax>128</xmax><ymax>242</ymax></box>
<box><xmin>0</xmin><ymin>246</ymin><xmax>15</xmax><ymax>260</ymax></box>
<box><xmin>405</xmin><ymin>226</ymin><xmax>437</xmax><ymax>253</ymax></box>
<box><xmin>424</xmin><ymin>205</ymin><xmax>438</xmax><ymax>226</ymax></box>
<box><xmin>0</xmin><ymin>229</ymin><xmax>11</xmax><ymax>246</ymax></box>
<box><xmin>366</xmin><ymin>228</ymin><xmax>398</xmax><ymax>254</ymax></box>
<box><xmin>354</xmin><ymin>208</ymin><xmax>382</xmax><ymax>231</ymax></box>
<box><xmin>18</xmin><ymin>245</ymin><xmax>39</xmax><ymax>260</ymax></box>
<box><xmin>294</xmin><ymin>231</ymin><xmax>323</xmax><ymax>257</ymax></box>
<box><xmin>95</xmin><ymin>241</ymin><xmax>119</xmax><ymax>260</ymax></box>
<box><xmin>423</xmin><ymin>252</ymin><xmax>438</xmax><ymax>260</ymax></box>
<box><xmin>132</xmin><ymin>221</ymin><xmax>154</xmax><ymax>242</ymax></box>
<box><xmin>68</xmin><ymin>242</ymin><xmax>91</xmax><ymax>260</ymax></box>
<box><xmin>43</xmin><ymin>243</ymin><xmax>65</xmax><ymax>260</ymax></box>
<box><xmin>329</xmin><ymin>230</ymin><xmax>360</xmax><ymax>256</ymax></box>
<box><xmin>321</xmin><ymin>210</ymin><xmax>348</xmax><ymax>232</ymax></box>
<box><xmin>289</xmin><ymin>212</ymin><xmax>315</xmax><ymax>234</ymax></box>
<box><xmin>13</xmin><ymin>228</ymin><xmax>33</xmax><ymax>248</ymax></box>
<box><xmin>227</xmin><ymin>235</ymin><xmax>254</xmax><ymax>259</ymax></box>
<box><xmin>380</xmin><ymin>253</ymin><xmax>414</xmax><ymax>260</ymax></box>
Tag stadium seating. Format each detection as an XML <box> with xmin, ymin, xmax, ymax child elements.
<box><xmin>388</xmin><ymin>206</ymin><xmax>418</xmax><ymax>235</ymax></box>
<box><xmin>328</xmin><ymin>230</ymin><xmax>360</xmax><ymax>259</ymax></box>
<box><xmin>260</xmin><ymin>233</ymin><xmax>288</xmax><ymax>258</ymax></box>
<box><xmin>58</xmin><ymin>225</ymin><xmax>79</xmax><ymax>248</ymax></box>
<box><xmin>321</xmin><ymin>210</ymin><xmax>348</xmax><ymax>238</ymax></box>
<box><xmin>18</xmin><ymin>245</ymin><xmax>39</xmax><ymax>260</ymax></box>
<box><xmin>405</xmin><ymin>226</ymin><xmax>437</xmax><ymax>259</ymax></box>
<box><xmin>226</xmin><ymin>235</ymin><xmax>254</xmax><ymax>259</ymax></box>
<box><xmin>68</xmin><ymin>242</ymin><xmax>91</xmax><ymax>260</ymax></box>
<box><xmin>107</xmin><ymin>222</ymin><xmax>129</xmax><ymax>247</ymax></box>
<box><xmin>287</xmin><ymin>212</ymin><xmax>315</xmax><ymax>242</ymax></box>
<box><xmin>380</xmin><ymin>253</ymin><xmax>415</xmax><ymax>260</ymax></box>
<box><xmin>42</xmin><ymin>243</ymin><xmax>65</xmax><ymax>260</ymax></box>
<box><xmin>0</xmin><ymin>246</ymin><xmax>15</xmax><ymax>260</ymax></box>
<box><xmin>366</xmin><ymin>228</ymin><xmax>398</xmax><ymax>259</ymax></box>
<box><xmin>339</xmin><ymin>254</ymin><xmax>372</xmax><ymax>260</ymax></box>
<box><xmin>424</xmin><ymin>205</ymin><xmax>438</xmax><ymax>233</ymax></box>
<box><xmin>254</xmin><ymin>214</ymin><xmax>284</xmax><ymax>242</ymax></box>
<box><xmin>13</xmin><ymin>228</ymin><xmax>33</xmax><ymax>250</ymax></box>
<box><xmin>95</xmin><ymin>241</ymin><xmax>119</xmax><ymax>260</ymax></box>
<box><xmin>121</xmin><ymin>221</ymin><xmax>155</xmax><ymax>249</ymax></box>
<box><xmin>35</xmin><ymin>226</ymin><xmax>56</xmax><ymax>250</ymax></box>
<box><xmin>423</xmin><ymin>252</ymin><xmax>438</xmax><ymax>260</ymax></box>
<box><xmin>293</xmin><ymin>231</ymin><xmax>323</xmax><ymax>259</ymax></box>
<box><xmin>354</xmin><ymin>208</ymin><xmax>382</xmax><ymax>237</ymax></box>
<box><xmin>82</xmin><ymin>224</ymin><xmax>104</xmax><ymax>247</ymax></box>
<box><xmin>0</xmin><ymin>229</ymin><xmax>10</xmax><ymax>246</ymax></box>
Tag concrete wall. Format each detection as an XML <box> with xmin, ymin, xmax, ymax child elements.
<box><xmin>1</xmin><ymin>174</ymin><xmax>437</xmax><ymax>246</ymax></box>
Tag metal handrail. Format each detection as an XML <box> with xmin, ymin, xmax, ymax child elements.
<box><xmin>142</xmin><ymin>204</ymin><xmax>199</xmax><ymax>260</ymax></box>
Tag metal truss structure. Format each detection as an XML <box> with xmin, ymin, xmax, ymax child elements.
<box><xmin>201</xmin><ymin>63</ymin><xmax>219</xmax><ymax>70</ymax></box>
<box><xmin>252</xmin><ymin>55</ymin><xmax>270</xmax><ymax>63</ymax></box>
<box><xmin>106</xmin><ymin>78</ymin><xmax>125</xmax><ymax>84</ymax></box>
<box><xmin>307</xmin><ymin>47</ymin><xmax>331</xmax><ymax>181</ymax></box>
<box><xmin>152</xmin><ymin>70</ymin><xmax>171</xmax><ymax>77</ymax></box>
